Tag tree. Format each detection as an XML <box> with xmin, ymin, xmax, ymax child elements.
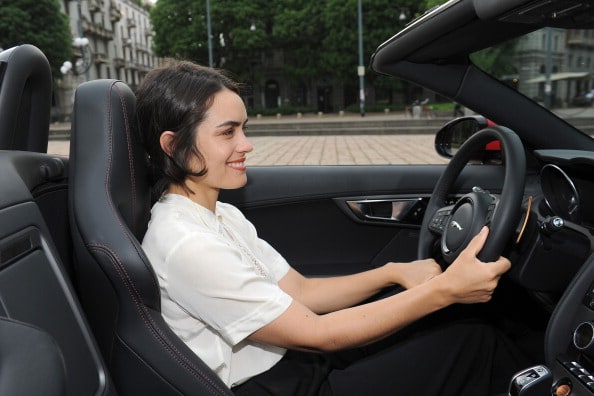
<box><xmin>471</xmin><ymin>41</ymin><xmax>518</xmax><ymax>78</ymax></box>
<box><xmin>0</xmin><ymin>0</ymin><xmax>72</xmax><ymax>79</ymax></box>
<box><xmin>150</xmin><ymin>0</ymin><xmax>205</xmax><ymax>62</ymax></box>
<box><xmin>151</xmin><ymin>0</ymin><xmax>273</xmax><ymax>70</ymax></box>
<box><xmin>315</xmin><ymin>0</ymin><xmax>427</xmax><ymax>107</ymax></box>
<box><xmin>208</xmin><ymin>0</ymin><xmax>275</xmax><ymax>80</ymax></box>
<box><xmin>150</xmin><ymin>0</ymin><xmax>454</xmax><ymax>108</ymax></box>
<box><xmin>270</xmin><ymin>0</ymin><xmax>327</xmax><ymax>106</ymax></box>
<box><xmin>423</xmin><ymin>0</ymin><xmax>447</xmax><ymax>9</ymax></box>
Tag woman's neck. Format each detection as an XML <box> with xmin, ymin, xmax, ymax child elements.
<box><xmin>166</xmin><ymin>183</ymin><xmax>219</xmax><ymax>212</ymax></box>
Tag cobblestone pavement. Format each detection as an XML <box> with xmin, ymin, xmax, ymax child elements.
<box><xmin>47</xmin><ymin>134</ymin><xmax>449</xmax><ymax>165</ymax></box>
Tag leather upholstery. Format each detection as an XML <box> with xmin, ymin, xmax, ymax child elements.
<box><xmin>0</xmin><ymin>45</ymin><xmax>51</xmax><ymax>152</ymax></box>
<box><xmin>69</xmin><ymin>79</ymin><xmax>232</xmax><ymax>395</ymax></box>
<box><xmin>0</xmin><ymin>317</ymin><xmax>66</xmax><ymax>396</ymax></box>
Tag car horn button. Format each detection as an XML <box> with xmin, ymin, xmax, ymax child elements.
<box><xmin>444</xmin><ymin>202</ymin><xmax>473</xmax><ymax>252</ymax></box>
<box><xmin>441</xmin><ymin>188</ymin><xmax>494</xmax><ymax>263</ymax></box>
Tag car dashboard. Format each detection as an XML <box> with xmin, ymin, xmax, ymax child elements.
<box><xmin>512</xmin><ymin>149</ymin><xmax>594</xmax><ymax>395</ymax></box>
<box><xmin>507</xmin><ymin>150</ymin><xmax>594</xmax><ymax>293</ymax></box>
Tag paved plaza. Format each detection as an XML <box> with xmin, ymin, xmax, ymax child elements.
<box><xmin>46</xmin><ymin>106</ymin><xmax>594</xmax><ymax>165</ymax></box>
<box><xmin>46</xmin><ymin>111</ymin><xmax>450</xmax><ymax>165</ymax></box>
<box><xmin>47</xmin><ymin>134</ymin><xmax>449</xmax><ymax>166</ymax></box>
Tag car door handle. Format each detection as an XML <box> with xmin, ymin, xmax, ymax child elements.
<box><xmin>343</xmin><ymin>198</ymin><xmax>426</xmax><ymax>225</ymax></box>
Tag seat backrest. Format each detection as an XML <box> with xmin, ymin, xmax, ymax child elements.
<box><xmin>69</xmin><ymin>79</ymin><xmax>232</xmax><ymax>395</ymax></box>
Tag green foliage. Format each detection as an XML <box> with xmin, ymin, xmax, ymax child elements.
<box><xmin>151</xmin><ymin>0</ymin><xmax>273</xmax><ymax>68</ymax></box>
<box><xmin>0</xmin><ymin>0</ymin><xmax>72</xmax><ymax>79</ymax></box>
<box><xmin>150</xmin><ymin>0</ymin><xmax>204</xmax><ymax>61</ymax></box>
<box><xmin>152</xmin><ymin>0</ymin><xmax>430</xmax><ymax>77</ymax></box>
<box><xmin>272</xmin><ymin>0</ymin><xmax>326</xmax><ymax>81</ymax></box>
<box><xmin>209</xmin><ymin>0</ymin><xmax>276</xmax><ymax>82</ymax></box>
<box><xmin>423</xmin><ymin>0</ymin><xmax>448</xmax><ymax>10</ymax></box>
<box><xmin>470</xmin><ymin>41</ymin><xmax>518</xmax><ymax>78</ymax></box>
<box><xmin>150</xmin><ymin>0</ymin><xmax>447</xmax><ymax>105</ymax></box>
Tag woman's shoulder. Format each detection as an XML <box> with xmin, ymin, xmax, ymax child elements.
<box><xmin>149</xmin><ymin>195</ymin><xmax>214</xmax><ymax>233</ymax></box>
<box><xmin>216</xmin><ymin>201</ymin><xmax>243</xmax><ymax>216</ymax></box>
<box><xmin>217</xmin><ymin>202</ymin><xmax>257</xmax><ymax>233</ymax></box>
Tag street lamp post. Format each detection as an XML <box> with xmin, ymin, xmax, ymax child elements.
<box><xmin>357</xmin><ymin>0</ymin><xmax>365</xmax><ymax>117</ymax></box>
<box><xmin>206</xmin><ymin>0</ymin><xmax>213</xmax><ymax>67</ymax></box>
<box><xmin>544</xmin><ymin>27</ymin><xmax>553</xmax><ymax>109</ymax></box>
<box><xmin>61</xmin><ymin>0</ymin><xmax>92</xmax><ymax>78</ymax></box>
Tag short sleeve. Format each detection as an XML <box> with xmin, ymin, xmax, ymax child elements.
<box><xmin>255</xmin><ymin>238</ymin><xmax>291</xmax><ymax>281</ymax></box>
<box><xmin>165</xmin><ymin>232</ymin><xmax>293</xmax><ymax>346</ymax></box>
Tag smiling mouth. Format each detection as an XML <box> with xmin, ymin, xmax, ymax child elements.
<box><xmin>227</xmin><ymin>160</ymin><xmax>246</xmax><ymax>170</ymax></box>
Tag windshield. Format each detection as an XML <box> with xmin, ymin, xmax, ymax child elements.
<box><xmin>473</xmin><ymin>27</ymin><xmax>594</xmax><ymax>138</ymax></box>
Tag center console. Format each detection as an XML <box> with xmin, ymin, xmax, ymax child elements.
<box><xmin>518</xmin><ymin>254</ymin><xmax>594</xmax><ymax>395</ymax></box>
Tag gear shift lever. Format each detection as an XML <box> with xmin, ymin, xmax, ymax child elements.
<box><xmin>508</xmin><ymin>365</ymin><xmax>552</xmax><ymax>396</ymax></box>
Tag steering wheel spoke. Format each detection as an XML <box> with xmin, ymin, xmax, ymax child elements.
<box><xmin>428</xmin><ymin>205</ymin><xmax>454</xmax><ymax>235</ymax></box>
<box><xmin>484</xmin><ymin>194</ymin><xmax>499</xmax><ymax>226</ymax></box>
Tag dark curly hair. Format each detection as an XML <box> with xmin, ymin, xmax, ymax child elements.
<box><xmin>135</xmin><ymin>61</ymin><xmax>240</xmax><ymax>199</ymax></box>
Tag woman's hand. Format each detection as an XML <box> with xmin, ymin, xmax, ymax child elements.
<box><xmin>386</xmin><ymin>259</ymin><xmax>442</xmax><ymax>289</ymax></box>
<box><xmin>437</xmin><ymin>226</ymin><xmax>511</xmax><ymax>304</ymax></box>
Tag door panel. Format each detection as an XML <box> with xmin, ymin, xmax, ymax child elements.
<box><xmin>0</xmin><ymin>151</ymin><xmax>115</xmax><ymax>396</ymax></box>
<box><xmin>220</xmin><ymin>164</ymin><xmax>506</xmax><ymax>276</ymax></box>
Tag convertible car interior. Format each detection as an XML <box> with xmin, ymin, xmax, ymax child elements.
<box><xmin>2</xmin><ymin>0</ymin><xmax>594</xmax><ymax>395</ymax></box>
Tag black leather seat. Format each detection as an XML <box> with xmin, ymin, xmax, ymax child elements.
<box><xmin>0</xmin><ymin>44</ymin><xmax>52</xmax><ymax>152</ymax></box>
<box><xmin>0</xmin><ymin>45</ymin><xmax>112</xmax><ymax>396</ymax></box>
<box><xmin>0</xmin><ymin>317</ymin><xmax>66</xmax><ymax>396</ymax></box>
<box><xmin>69</xmin><ymin>79</ymin><xmax>233</xmax><ymax>395</ymax></box>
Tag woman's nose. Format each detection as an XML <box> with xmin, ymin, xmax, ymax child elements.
<box><xmin>239</xmin><ymin>131</ymin><xmax>253</xmax><ymax>153</ymax></box>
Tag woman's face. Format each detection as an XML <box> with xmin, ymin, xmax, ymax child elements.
<box><xmin>187</xmin><ymin>88</ymin><xmax>253</xmax><ymax>196</ymax></box>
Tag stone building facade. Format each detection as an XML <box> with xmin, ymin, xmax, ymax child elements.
<box><xmin>515</xmin><ymin>28</ymin><xmax>594</xmax><ymax>107</ymax></box>
<box><xmin>56</xmin><ymin>0</ymin><xmax>157</xmax><ymax>121</ymax></box>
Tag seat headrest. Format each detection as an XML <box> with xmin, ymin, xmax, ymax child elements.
<box><xmin>0</xmin><ymin>44</ymin><xmax>52</xmax><ymax>152</ymax></box>
<box><xmin>70</xmin><ymin>79</ymin><xmax>157</xmax><ymax>305</ymax></box>
<box><xmin>70</xmin><ymin>79</ymin><xmax>151</xmax><ymax>241</ymax></box>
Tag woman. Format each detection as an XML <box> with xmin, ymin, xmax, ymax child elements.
<box><xmin>136</xmin><ymin>61</ymin><xmax>527</xmax><ymax>395</ymax></box>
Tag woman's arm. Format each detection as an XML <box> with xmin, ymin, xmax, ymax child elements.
<box><xmin>250</xmin><ymin>227</ymin><xmax>510</xmax><ymax>353</ymax></box>
<box><xmin>279</xmin><ymin>259</ymin><xmax>442</xmax><ymax>314</ymax></box>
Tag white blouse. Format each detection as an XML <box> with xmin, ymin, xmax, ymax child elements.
<box><xmin>142</xmin><ymin>194</ymin><xmax>293</xmax><ymax>387</ymax></box>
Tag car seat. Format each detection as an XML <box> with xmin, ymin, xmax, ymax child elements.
<box><xmin>68</xmin><ymin>79</ymin><xmax>233</xmax><ymax>395</ymax></box>
<box><xmin>0</xmin><ymin>317</ymin><xmax>66</xmax><ymax>396</ymax></box>
<box><xmin>0</xmin><ymin>44</ymin><xmax>52</xmax><ymax>152</ymax></box>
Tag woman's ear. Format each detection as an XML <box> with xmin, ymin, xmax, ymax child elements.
<box><xmin>159</xmin><ymin>131</ymin><xmax>176</xmax><ymax>156</ymax></box>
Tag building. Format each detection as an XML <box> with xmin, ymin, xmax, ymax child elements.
<box><xmin>56</xmin><ymin>0</ymin><xmax>157</xmax><ymax>121</ymax></box>
<box><xmin>516</xmin><ymin>28</ymin><xmax>594</xmax><ymax>107</ymax></box>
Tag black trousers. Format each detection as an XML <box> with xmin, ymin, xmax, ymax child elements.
<box><xmin>233</xmin><ymin>320</ymin><xmax>529</xmax><ymax>396</ymax></box>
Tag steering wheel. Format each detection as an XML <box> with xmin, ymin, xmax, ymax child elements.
<box><xmin>418</xmin><ymin>126</ymin><xmax>525</xmax><ymax>264</ymax></box>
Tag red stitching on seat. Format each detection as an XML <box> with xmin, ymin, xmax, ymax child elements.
<box><xmin>104</xmin><ymin>81</ymin><xmax>159</xmax><ymax>299</ymax></box>
<box><xmin>112</xmin><ymin>84</ymin><xmax>137</xmax><ymax>235</ymax></box>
